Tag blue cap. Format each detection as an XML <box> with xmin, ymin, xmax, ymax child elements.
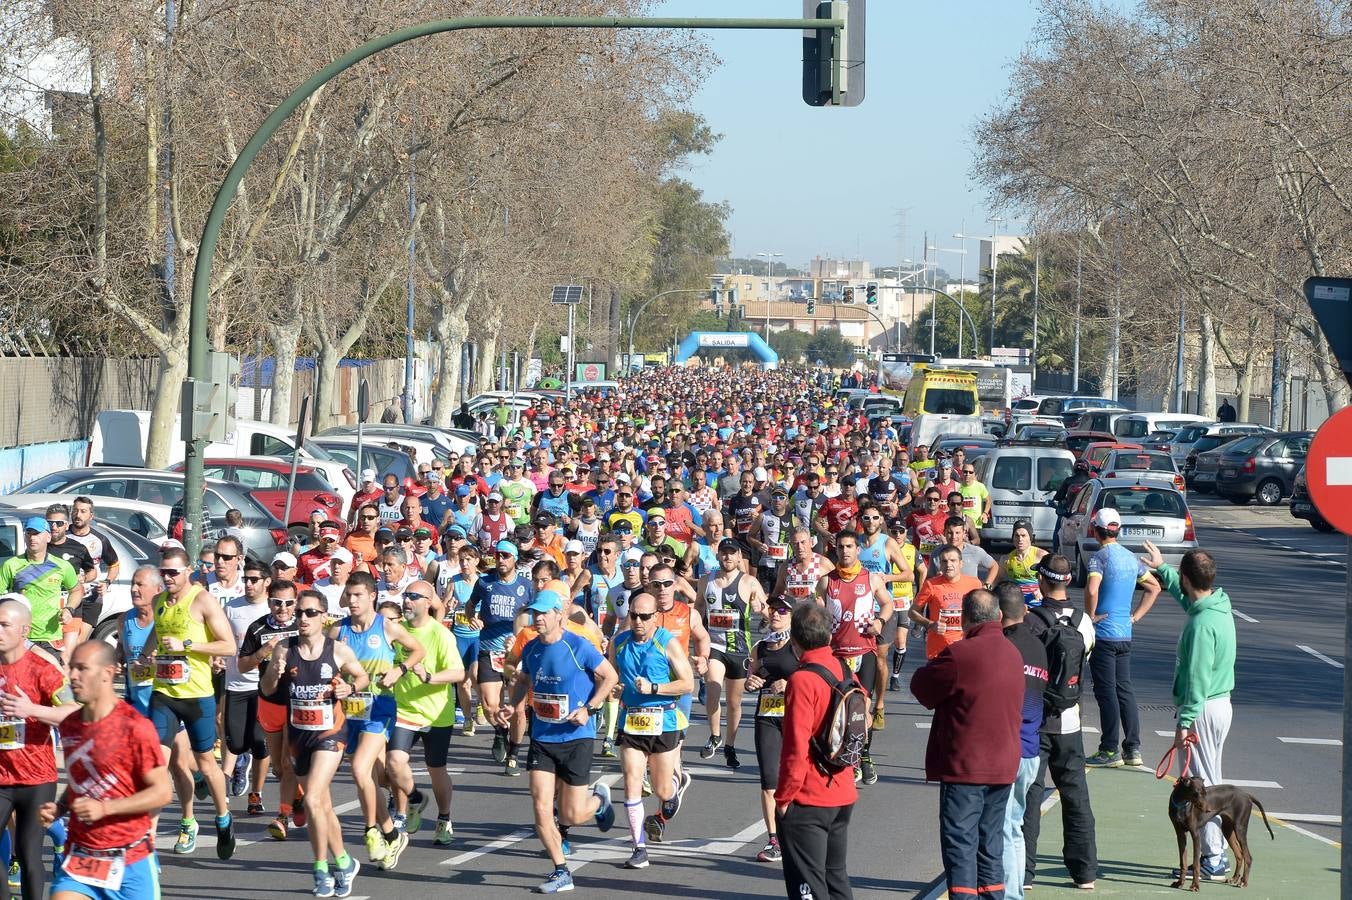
<box><xmin>494</xmin><ymin>540</ymin><xmax>519</xmax><ymax>558</ymax></box>
<box><xmin>22</xmin><ymin>517</ymin><xmax>48</xmax><ymax>534</ymax></box>
<box><xmin>446</xmin><ymin>524</ymin><xmax>467</xmax><ymax>539</ymax></box>
<box><xmin>455</xmin><ymin>484</ymin><xmax>471</xmax><ymax>497</ymax></box>
<box><xmin>526</xmin><ymin>589</ymin><xmax>564</xmax><ymax>614</ymax></box>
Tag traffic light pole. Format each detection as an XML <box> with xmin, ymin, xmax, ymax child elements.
<box><xmin>626</xmin><ymin>288</ymin><xmax>710</xmax><ymax>371</ymax></box>
<box><xmin>184</xmin><ymin>14</ymin><xmax>846</xmax><ymax>560</ymax></box>
<box><xmin>912</xmin><ymin>285</ymin><xmax>980</xmax><ymax>358</ymax></box>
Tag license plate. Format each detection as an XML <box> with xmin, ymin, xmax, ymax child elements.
<box><xmin>1292</xmin><ymin>502</ymin><xmax>1312</xmax><ymax>514</ymax></box>
<box><xmin>993</xmin><ymin>516</ymin><xmax>1022</xmax><ymax>524</ymax></box>
<box><xmin>1121</xmin><ymin>527</ymin><xmax>1165</xmax><ymax>538</ymax></box>
<box><xmin>1220</xmin><ymin>468</ymin><xmax>1237</xmax><ymax>477</ymax></box>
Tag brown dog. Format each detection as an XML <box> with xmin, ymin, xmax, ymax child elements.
<box><xmin>1168</xmin><ymin>775</ymin><xmax>1275</xmax><ymax>890</ymax></box>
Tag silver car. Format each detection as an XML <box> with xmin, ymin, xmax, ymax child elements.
<box><xmin>1056</xmin><ymin>476</ymin><xmax>1199</xmax><ymax>586</ymax></box>
<box><xmin>1097</xmin><ymin>449</ymin><xmax>1187</xmax><ymax>493</ymax></box>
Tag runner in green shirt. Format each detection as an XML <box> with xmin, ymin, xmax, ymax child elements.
<box><xmin>958</xmin><ymin>464</ymin><xmax>992</xmax><ymax>533</ymax></box>
<box><xmin>0</xmin><ymin>517</ymin><xmax>83</xmax><ymax>648</ymax></box>
<box><xmin>387</xmin><ymin>580</ymin><xmax>465</xmax><ymax>843</ymax></box>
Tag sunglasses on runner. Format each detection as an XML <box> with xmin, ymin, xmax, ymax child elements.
<box><xmin>269</xmin><ymin>597</ymin><xmax>296</xmax><ymax>606</ymax></box>
<box><xmin>244</xmin><ymin>575</ymin><xmax>267</xmax><ymax>583</ymax></box>
<box><xmin>629</xmin><ymin>611</ymin><xmax>657</xmax><ymax>622</ymax></box>
<box><xmin>298</xmin><ymin>608</ymin><xmax>325</xmax><ymax>618</ymax></box>
<box><xmin>403</xmin><ymin>591</ymin><xmax>430</xmax><ymax>602</ymax></box>
<box><xmin>648</xmin><ymin>579</ymin><xmax>675</xmax><ymax>589</ymax></box>
<box><xmin>159</xmin><ymin>568</ymin><xmax>185</xmax><ymax>578</ymax></box>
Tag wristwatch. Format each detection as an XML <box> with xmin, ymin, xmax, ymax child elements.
<box><xmin>182</xmin><ymin>640</ymin><xmax>193</xmax><ymax>651</ymax></box>
<box><xmin>649</xmin><ymin>681</ymin><xmax>660</xmax><ymax>696</ymax></box>
<box><xmin>586</xmin><ymin>705</ymin><xmax>602</xmax><ymax>717</ymax></box>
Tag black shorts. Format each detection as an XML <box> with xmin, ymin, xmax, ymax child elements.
<box><xmin>477</xmin><ymin>650</ymin><xmax>505</xmax><ymax>685</ymax></box>
<box><xmin>709</xmin><ymin>648</ymin><xmax>750</xmax><ymax>680</ymax></box>
<box><xmin>212</xmin><ymin>669</ymin><xmax>226</xmax><ymax>704</ymax></box>
<box><xmin>852</xmin><ymin>651</ymin><xmax>878</xmax><ymax>699</ymax></box>
<box><xmin>388</xmin><ymin>725</ymin><xmax>454</xmax><ymax>769</ymax></box>
<box><xmin>877</xmin><ymin>610</ymin><xmax>904</xmax><ymax>648</ymax></box>
<box><xmin>291</xmin><ymin>735</ymin><xmax>344</xmax><ymax>777</ymax></box>
<box><xmin>224</xmin><ymin>690</ymin><xmax>269</xmax><ymax>758</ymax></box>
<box><xmin>78</xmin><ymin>594</ymin><xmax>104</xmax><ymax>627</ymax></box>
<box><xmin>616</xmin><ymin>729</ymin><xmax>681</xmax><ymax>755</ymax></box>
<box><xmin>754</xmin><ymin>717</ymin><xmax>784</xmax><ymax>791</ymax></box>
<box><xmin>526</xmin><ymin>737</ymin><xmax>594</xmax><ymax>787</ymax></box>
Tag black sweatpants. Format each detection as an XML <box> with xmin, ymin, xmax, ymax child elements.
<box><xmin>1022</xmin><ymin>730</ymin><xmax>1099</xmax><ymax>887</ymax></box>
<box><xmin>776</xmin><ymin>801</ymin><xmax>854</xmax><ymax>900</ymax></box>
<box><xmin>0</xmin><ymin>782</ymin><xmax>56</xmax><ymax>900</ymax></box>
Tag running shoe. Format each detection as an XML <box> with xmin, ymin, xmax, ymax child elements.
<box><xmin>391</xmin><ymin>813</ymin><xmax>407</xmax><ymax>833</ymax></box>
<box><xmin>247</xmin><ymin>792</ymin><xmax>265</xmax><ymax>816</ymax></box>
<box><xmin>216</xmin><ymin>814</ymin><xmax>236</xmax><ymax>860</ymax></box>
<box><xmin>268</xmin><ymin>815</ymin><xmax>289</xmax><ymax>841</ymax></box>
<box><xmin>462</xmin><ymin>720</ymin><xmax>476</xmax><ymax>737</ymax></box>
<box><xmin>624</xmin><ymin>846</ymin><xmax>650</xmax><ymax>869</ymax></box>
<box><xmin>699</xmin><ymin>734</ymin><xmax>722</xmax><ymax>759</ymax></box>
<box><xmin>560</xmin><ymin>835</ymin><xmax>572</xmax><ymax>857</ymax></box>
<box><xmin>312</xmin><ymin>866</ymin><xmax>336</xmax><ymax>898</ymax></box>
<box><xmin>6</xmin><ymin>862</ymin><xmax>18</xmax><ymax>889</ymax></box>
<box><xmin>292</xmin><ymin>790</ymin><xmax>308</xmax><ymax>828</ymax></box>
<box><xmin>557</xmin><ymin>820</ymin><xmax>572</xmax><ymax>857</ymax></box>
<box><xmin>231</xmin><ymin>752</ymin><xmax>253</xmax><ymax>797</ymax></box>
<box><xmin>475</xmin><ymin>704</ymin><xmax>488</xmax><ymax>725</ymax></box>
<box><xmin>533</xmin><ymin>867</ymin><xmax>574</xmax><ymax>893</ymax></box>
<box><xmin>860</xmin><ymin>756</ymin><xmax>878</xmax><ymax>785</ymax></box>
<box><xmin>333</xmin><ymin>857</ymin><xmax>360</xmax><ymax>899</ymax></box>
<box><xmin>492</xmin><ymin>732</ymin><xmax>508</xmax><ymax>764</ymax></box>
<box><xmin>872</xmin><ymin>708</ymin><xmax>886</xmax><ymax>731</ymax></box>
<box><xmin>887</xmin><ymin>675</ymin><xmax>901</xmax><ymax>692</ymax></box>
<box><xmin>407</xmin><ymin>792</ymin><xmax>430</xmax><ymax>834</ymax></box>
<box><xmin>643</xmin><ymin>813</ymin><xmax>666</xmax><ymax>844</ymax></box>
<box><xmin>454</xmin><ymin>707</ymin><xmax>465</xmax><ymax>727</ymax></box>
<box><xmin>600</xmin><ymin>738</ymin><xmax>615</xmax><ymax>758</ymax></box>
<box><xmin>192</xmin><ymin>771</ymin><xmax>210</xmax><ymax>802</ymax></box>
<box><xmin>382</xmin><ymin>831</ymin><xmax>409</xmax><ymax>871</ymax></box>
<box><xmin>592</xmin><ymin>782</ymin><xmax>615</xmax><ymax>832</ymax></box>
<box><xmin>1170</xmin><ymin>859</ymin><xmax>1230</xmax><ymax>882</ymax></box>
<box><xmin>757</xmin><ymin>836</ymin><xmax>782</xmax><ymax>862</ymax></box>
<box><xmin>434</xmin><ymin>820</ymin><xmax>455</xmax><ymax>845</ymax></box>
<box><xmin>661</xmin><ymin>769</ymin><xmax>692</xmax><ymax>820</ymax></box>
<box><xmin>853</xmin><ymin>766</ymin><xmax>862</xmax><ymax>784</ymax></box>
<box><xmin>364</xmin><ymin>827</ymin><xmax>389</xmax><ymax>866</ymax></box>
<box><xmin>504</xmin><ymin>756</ymin><xmax>521</xmax><ymax>777</ymax></box>
<box><xmin>724</xmin><ymin>746</ymin><xmax>741</xmax><ymax>769</ymax></box>
<box><xmin>174</xmin><ymin>819</ymin><xmax>198</xmax><ymax>855</ymax></box>
<box><xmin>1085</xmin><ymin>750</ymin><xmax>1124</xmax><ymax>768</ymax></box>
<box><xmin>1123</xmin><ymin>751</ymin><xmax>1145</xmax><ymax>767</ymax></box>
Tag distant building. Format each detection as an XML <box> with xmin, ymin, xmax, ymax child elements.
<box><xmin>979</xmin><ymin>236</ymin><xmax>1027</xmax><ymax>274</ymax></box>
<box><xmin>0</xmin><ymin>10</ymin><xmax>89</xmax><ymax>137</ymax></box>
<box><xmin>809</xmin><ymin>256</ymin><xmax>871</xmax><ymax>280</ymax></box>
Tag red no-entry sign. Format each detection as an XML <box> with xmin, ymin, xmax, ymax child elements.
<box><xmin>1307</xmin><ymin>405</ymin><xmax>1352</xmax><ymax>535</ymax></box>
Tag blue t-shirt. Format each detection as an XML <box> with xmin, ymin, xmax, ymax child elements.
<box><xmin>1087</xmin><ymin>542</ymin><xmax>1147</xmax><ymax>640</ymax></box>
<box><xmin>421</xmin><ymin>492</ymin><xmax>454</xmax><ymax>530</ymax></box>
<box><xmin>519</xmin><ymin>630</ymin><xmax>606</xmax><ymax>743</ymax></box>
<box><xmin>469</xmin><ymin>574</ymin><xmax>533</xmax><ymax>651</ymax></box>
<box><xmin>449</xmin><ymin>574</ymin><xmax>480</xmax><ymax>639</ymax></box>
<box><xmin>120</xmin><ymin>612</ymin><xmax>155</xmax><ymax>716</ymax></box>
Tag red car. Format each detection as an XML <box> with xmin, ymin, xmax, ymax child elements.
<box><xmin>170</xmin><ymin>458</ymin><xmax>343</xmax><ymax>533</ymax></box>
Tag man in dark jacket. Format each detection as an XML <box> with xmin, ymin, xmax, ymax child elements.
<box><xmin>774</xmin><ymin>602</ymin><xmax>858</xmax><ymax>900</ymax></box>
<box><xmin>911</xmin><ymin>588</ymin><xmax>1023</xmax><ymax>899</ymax></box>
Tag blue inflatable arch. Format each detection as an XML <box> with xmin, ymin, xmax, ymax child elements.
<box><xmin>673</xmin><ymin>331</ymin><xmax>779</xmax><ymax>369</ymax></box>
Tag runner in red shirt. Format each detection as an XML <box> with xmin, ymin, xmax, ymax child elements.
<box><xmin>0</xmin><ymin>597</ymin><xmax>76</xmax><ymax>900</ymax></box>
<box><xmin>45</xmin><ymin>640</ymin><xmax>170</xmax><ymax>900</ymax></box>
<box><xmin>815</xmin><ymin>480</ymin><xmax>859</xmax><ymax>551</ymax></box>
<box><xmin>905</xmin><ymin>487</ymin><xmax>950</xmax><ymax>560</ymax></box>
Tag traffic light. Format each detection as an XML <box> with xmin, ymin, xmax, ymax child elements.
<box><xmin>866</xmin><ymin>282</ymin><xmax>877</xmax><ymax>305</ymax></box>
<box><xmin>842</xmin><ymin>286</ymin><xmax>855</xmax><ymax>303</ymax></box>
<box><xmin>802</xmin><ymin>1</ymin><xmax>866</xmax><ymax>107</ymax></box>
<box><xmin>727</xmin><ymin>287</ymin><xmax>738</xmax><ymax>306</ymax></box>
<box><xmin>181</xmin><ymin>350</ymin><xmax>239</xmax><ymax>443</ymax></box>
<box><xmin>807</xmin><ymin>296</ymin><xmax>817</xmax><ymax>315</ymax></box>
<box><xmin>711</xmin><ymin>286</ymin><xmax>722</xmax><ymax>319</ymax></box>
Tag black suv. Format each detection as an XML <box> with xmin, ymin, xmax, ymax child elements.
<box><xmin>1214</xmin><ymin>431</ymin><xmax>1313</xmax><ymax>506</ymax></box>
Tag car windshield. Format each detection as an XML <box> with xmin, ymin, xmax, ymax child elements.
<box><xmin>301</xmin><ymin>440</ymin><xmax>337</xmax><ymax>462</ymax></box>
<box><xmin>992</xmin><ymin>456</ymin><xmax>1033</xmax><ymax>490</ymax></box>
<box><xmin>1109</xmin><ymin>453</ymin><xmax>1175</xmax><ymax>472</ymax></box>
<box><xmin>1099</xmin><ymin>487</ymin><xmax>1187</xmax><ymax>518</ymax></box>
<box><xmin>923</xmin><ymin>389</ymin><xmax>977</xmax><ymax>415</ymax></box>
<box><xmin>1193</xmin><ymin>436</ymin><xmax>1232</xmax><ymax>454</ymax></box>
<box><xmin>1174</xmin><ymin>424</ymin><xmax>1211</xmax><ymax>443</ymax></box>
<box><xmin>1116</xmin><ymin>418</ymin><xmax>1151</xmax><ymax>438</ymax></box>
<box><xmin>1222</xmin><ymin>435</ymin><xmax>1266</xmax><ymax>455</ymax></box>
<box><xmin>18</xmin><ymin>472</ymin><xmax>75</xmax><ymax>493</ymax></box>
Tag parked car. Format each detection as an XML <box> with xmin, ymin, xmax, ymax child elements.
<box><xmin>935</xmin><ymin>435</ymin><xmax>1000</xmax><ymax>462</ymax></box>
<box><xmin>0</xmin><ymin>493</ymin><xmax>168</xmax><ymax>542</ymax></box>
<box><xmin>1112</xmin><ymin>412</ymin><xmax>1210</xmax><ymax>440</ymax></box>
<box><xmin>1074</xmin><ymin>408</ymin><xmax>1134</xmax><ymax>435</ymax></box>
<box><xmin>973</xmin><ymin>446</ymin><xmax>1075</xmax><ymax>546</ymax></box>
<box><xmin>325</xmin><ymin>423</ymin><xmax>478</xmax><ymax>457</ymax></box>
<box><xmin>1009</xmin><ymin>396</ymin><xmax>1046</xmax><ymax>416</ymax></box>
<box><xmin>0</xmin><ymin>506</ymin><xmax>160</xmax><ymax>644</ymax></box>
<box><xmin>1290</xmin><ymin>466</ymin><xmax>1335</xmax><ymax>533</ymax></box>
<box><xmin>167</xmin><ymin>458</ymin><xmax>342</xmax><ymax>533</ymax></box>
<box><xmin>1214</xmin><ymin>431</ymin><xmax>1313</xmax><ymax>505</ymax></box>
<box><xmin>14</xmin><ymin>468</ymin><xmax>285</xmax><ymax>560</ymax></box>
<box><xmin>1181</xmin><ymin>433</ymin><xmax>1249</xmax><ymax>490</ymax></box>
<box><xmin>1056</xmin><ymin>477</ymin><xmax>1198</xmax><ymax>585</ymax></box>
<box><xmin>1168</xmin><ymin>422</ymin><xmax>1272</xmax><ymax>464</ymax></box>
<box><xmin>1098</xmin><ymin>449</ymin><xmax>1187</xmax><ymax>493</ymax></box>
<box><xmin>1064</xmin><ymin>431</ymin><xmax>1118</xmax><ymax>459</ymax></box>
<box><xmin>1011</xmin><ymin>424</ymin><xmax>1068</xmax><ymax>445</ymax></box>
<box><xmin>1083</xmin><ymin>441</ymin><xmax>1143</xmax><ymax>475</ymax></box>
<box><xmin>310</xmin><ymin>437</ymin><xmax>418</xmax><ymax>484</ymax></box>
<box><xmin>1037</xmin><ymin>396</ymin><xmax>1128</xmax><ymax>419</ymax></box>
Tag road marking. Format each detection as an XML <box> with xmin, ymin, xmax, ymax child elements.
<box><xmin>1228</xmin><ymin>780</ymin><xmax>1282</xmax><ymax>789</ymax></box>
<box><xmin>1327</xmin><ymin>457</ymin><xmax>1352</xmax><ymax>485</ymax></box>
<box><xmin>177</xmin><ymin>797</ymin><xmax>365</xmax><ymax>853</ymax></box>
<box><xmin>1271</xmin><ymin>813</ymin><xmax>1341</xmax><ymax>824</ymax></box>
<box><xmin>1298</xmin><ymin>644</ymin><xmax>1344</xmax><ymax>668</ymax></box>
<box><xmin>565</xmin><ymin>819</ymin><xmax>768</xmax><ymax>876</ymax></box>
<box><xmin>914</xmin><ymin>721</ymin><xmax>931</xmax><ymax>729</ymax></box>
<box><xmin>1279</xmin><ymin>821</ymin><xmax>1340</xmax><ymax>847</ymax></box>
<box><xmin>1278</xmin><ymin>737</ymin><xmax>1343</xmax><ymax>746</ymax></box>
<box><xmin>1233</xmin><ymin>610</ymin><xmax>1259</xmax><ymax>623</ymax></box>
<box><xmin>1082</xmin><ymin>726</ymin><xmax>1100</xmax><ymax>734</ymax></box>
<box><xmin>1155</xmin><ymin>730</ymin><xmax>1174</xmax><ymax>737</ymax></box>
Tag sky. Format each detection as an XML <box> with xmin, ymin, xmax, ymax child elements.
<box><xmin>652</xmin><ymin>0</ymin><xmax>1042</xmax><ymax>272</ymax></box>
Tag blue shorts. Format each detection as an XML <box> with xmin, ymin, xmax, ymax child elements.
<box><xmin>454</xmin><ymin>633</ymin><xmax>480</xmax><ymax>672</ymax></box>
<box><xmin>51</xmin><ymin>851</ymin><xmax>160</xmax><ymax>900</ymax></box>
<box><xmin>149</xmin><ymin>693</ymin><xmax>217</xmax><ymax>753</ymax></box>
<box><xmin>344</xmin><ymin>693</ymin><xmax>396</xmax><ymax>749</ymax></box>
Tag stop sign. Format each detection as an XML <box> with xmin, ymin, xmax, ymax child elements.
<box><xmin>1306</xmin><ymin>405</ymin><xmax>1352</xmax><ymax>535</ymax></box>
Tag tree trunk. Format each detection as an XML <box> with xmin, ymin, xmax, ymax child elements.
<box><xmin>269</xmin><ymin>318</ymin><xmax>303</xmax><ymax>426</ymax></box>
<box><xmin>313</xmin><ymin>340</ymin><xmax>342</xmax><ymax>433</ymax></box>
<box><xmin>478</xmin><ymin>307</ymin><xmax>502</xmax><ymax>391</ymax></box>
<box><xmin>608</xmin><ymin>284</ymin><xmax>622</xmax><ymax>368</ymax></box>
<box><xmin>145</xmin><ymin>346</ymin><xmax>186</xmax><ymax>469</ymax></box>
<box><xmin>1198</xmin><ymin>309</ymin><xmax>1216</xmax><ymax>418</ymax></box>
<box><xmin>430</xmin><ymin>309</ymin><xmax>468</xmax><ymax>426</ymax></box>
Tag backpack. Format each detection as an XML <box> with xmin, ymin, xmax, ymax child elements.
<box><xmin>802</xmin><ymin>662</ymin><xmax>870</xmax><ymax>775</ymax></box>
<box><xmin>1027</xmin><ymin>606</ymin><xmax>1087</xmax><ymax>714</ymax></box>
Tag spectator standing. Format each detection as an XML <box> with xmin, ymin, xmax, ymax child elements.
<box><xmin>774</xmin><ymin>602</ymin><xmax>858</xmax><ymax>900</ymax></box>
<box><xmin>911</xmin><ymin>589</ymin><xmax>1022</xmax><ymax>899</ymax></box>
<box><xmin>997</xmin><ymin>583</ymin><xmax>1047</xmax><ymax>900</ymax></box>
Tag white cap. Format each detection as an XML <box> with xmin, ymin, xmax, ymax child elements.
<box><xmin>564</xmin><ymin>539</ymin><xmax>585</xmax><ymax>555</ymax></box>
<box><xmin>272</xmin><ymin>551</ymin><xmax>298</xmax><ymax>568</ymax></box>
<box><xmin>1091</xmin><ymin>508</ymin><xmax>1122</xmax><ymax>530</ymax></box>
<box><xmin>753</xmin><ymin>466</ymin><xmax>769</xmax><ymax>482</ymax></box>
<box><xmin>615</xmin><ymin>473</ymin><xmax>632</xmax><ymax>485</ymax></box>
<box><xmin>330</xmin><ymin>547</ymin><xmax>354</xmax><ymax>564</ymax></box>
<box><xmin>0</xmin><ymin>593</ymin><xmax>30</xmax><ymax>610</ymax></box>
<box><xmin>159</xmin><ymin>539</ymin><xmax>185</xmax><ymax>552</ymax></box>
<box><xmin>361</xmin><ymin>468</ymin><xmax>377</xmax><ymax>483</ymax></box>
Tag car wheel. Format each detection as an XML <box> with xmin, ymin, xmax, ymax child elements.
<box><xmin>91</xmin><ymin>616</ymin><xmax>122</xmax><ymax>652</ymax></box>
<box><xmin>1255</xmin><ymin>479</ymin><xmax>1283</xmax><ymax>507</ymax></box>
<box><xmin>1192</xmin><ymin>483</ymin><xmax>1213</xmax><ymax>495</ymax></box>
<box><xmin>1224</xmin><ymin>494</ymin><xmax>1249</xmax><ymax>506</ymax></box>
<box><xmin>1312</xmin><ymin>517</ymin><xmax>1336</xmax><ymax>534</ymax></box>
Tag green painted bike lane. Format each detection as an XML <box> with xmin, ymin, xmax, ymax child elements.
<box><xmin>1024</xmin><ymin>767</ymin><xmax>1339</xmax><ymax>898</ymax></box>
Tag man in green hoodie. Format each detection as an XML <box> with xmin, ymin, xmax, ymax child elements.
<box><xmin>1140</xmin><ymin>540</ymin><xmax>1236</xmax><ymax>881</ymax></box>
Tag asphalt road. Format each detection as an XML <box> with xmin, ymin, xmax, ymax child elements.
<box><xmin>153</xmin><ymin>493</ymin><xmax>1346</xmax><ymax>898</ymax></box>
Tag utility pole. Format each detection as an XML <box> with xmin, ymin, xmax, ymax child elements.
<box><xmin>1072</xmin><ymin>238</ymin><xmax>1083</xmax><ymax>393</ymax></box>
<box><xmin>402</xmin><ymin>153</ymin><xmax>416</xmax><ymax>424</ymax></box>
<box><xmin>988</xmin><ymin>216</ymin><xmax>1005</xmax><ymax>356</ymax></box>
<box><xmin>1175</xmin><ymin>288</ymin><xmax>1186</xmax><ymax>413</ymax></box>
<box><xmin>1031</xmin><ymin>248</ymin><xmax>1040</xmax><ymax>384</ymax></box>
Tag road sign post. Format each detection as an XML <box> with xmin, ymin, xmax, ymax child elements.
<box><xmin>281</xmin><ymin>394</ymin><xmax>312</xmax><ymax>536</ymax></box>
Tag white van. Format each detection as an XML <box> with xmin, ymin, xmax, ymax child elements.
<box><xmin>973</xmin><ymin>446</ymin><xmax>1076</xmax><ymax>546</ymax></box>
<box><xmin>1075</xmin><ymin>408</ymin><xmax>1133</xmax><ymax>435</ymax></box>
<box><xmin>88</xmin><ymin>410</ymin><xmax>355</xmax><ymax>508</ymax></box>
<box><xmin>908</xmin><ymin>414</ymin><xmax>984</xmax><ymax>454</ymax></box>
<box><xmin>1113</xmin><ymin>413</ymin><xmax>1210</xmax><ymax>441</ymax></box>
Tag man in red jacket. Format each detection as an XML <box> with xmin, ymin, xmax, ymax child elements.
<box><xmin>774</xmin><ymin>602</ymin><xmax>858</xmax><ymax>900</ymax></box>
<box><xmin>911</xmin><ymin>588</ymin><xmax>1023</xmax><ymax>900</ymax></box>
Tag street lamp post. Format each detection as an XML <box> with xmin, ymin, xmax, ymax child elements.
<box><xmin>989</xmin><ymin>216</ymin><xmax>1005</xmax><ymax>355</ymax></box>
<box><xmin>757</xmin><ymin>251</ymin><xmax>781</xmax><ymax>340</ymax></box>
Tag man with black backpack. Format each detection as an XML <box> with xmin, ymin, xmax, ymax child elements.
<box><xmin>773</xmin><ymin>602</ymin><xmax>863</xmax><ymax>900</ymax></box>
<box><xmin>1021</xmin><ymin>555</ymin><xmax>1099</xmax><ymax>891</ymax></box>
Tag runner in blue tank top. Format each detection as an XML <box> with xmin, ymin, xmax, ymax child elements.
<box><xmin>465</xmin><ymin>540</ymin><xmax>534</xmax><ymax>764</ymax></box>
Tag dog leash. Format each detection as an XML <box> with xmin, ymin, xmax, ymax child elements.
<box><xmin>1155</xmin><ymin>732</ymin><xmax>1199</xmax><ymax>779</ymax></box>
